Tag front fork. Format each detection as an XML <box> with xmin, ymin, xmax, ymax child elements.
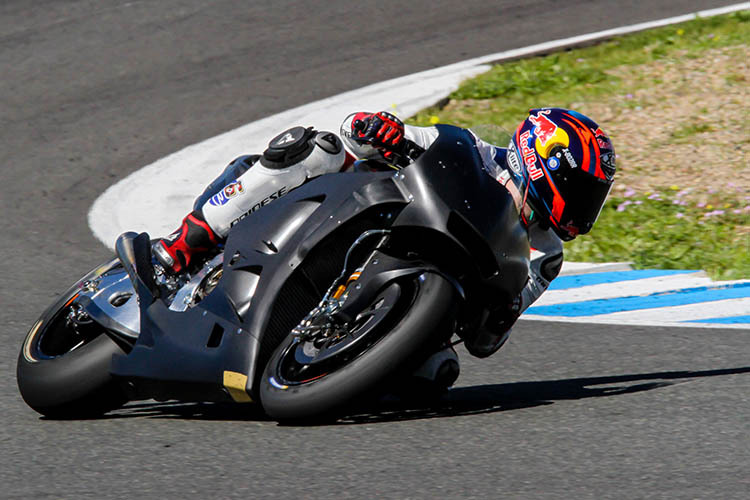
<box><xmin>329</xmin><ymin>230</ymin><xmax>392</xmax><ymax>302</ymax></box>
<box><xmin>293</xmin><ymin>228</ymin><xmax>467</xmax><ymax>343</ymax></box>
<box><xmin>330</xmin><ymin>249</ymin><xmax>465</xmax><ymax>327</ymax></box>
<box><xmin>292</xmin><ymin>230</ymin><xmax>392</xmax><ymax>341</ymax></box>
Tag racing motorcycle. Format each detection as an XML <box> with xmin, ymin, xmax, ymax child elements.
<box><xmin>17</xmin><ymin>125</ymin><xmax>530</xmax><ymax>421</ymax></box>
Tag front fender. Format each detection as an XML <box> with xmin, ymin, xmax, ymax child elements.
<box><xmin>332</xmin><ymin>249</ymin><xmax>465</xmax><ymax>324</ymax></box>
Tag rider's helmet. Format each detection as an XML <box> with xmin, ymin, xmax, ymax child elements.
<box><xmin>506</xmin><ymin>108</ymin><xmax>616</xmax><ymax>241</ymax></box>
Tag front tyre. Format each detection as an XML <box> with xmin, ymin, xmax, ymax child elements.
<box><xmin>17</xmin><ymin>270</ymin><xmax>128</xmax><ymax>418</ymax></box>
<box><xmin>260</xmin><ymin>272</ymin><xmax>456</xmax><ymax>421</ymax></box>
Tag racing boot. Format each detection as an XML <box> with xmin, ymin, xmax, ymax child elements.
<box><xmin>152</xmin><ymin>210</ymin><xmax>220</xmax><ymax>274</ymax></box>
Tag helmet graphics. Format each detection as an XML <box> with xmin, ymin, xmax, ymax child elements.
<box><xmin>509</xmin><ymin>108</ymin><xmax>615</xmax><ymax>240</ymax></box>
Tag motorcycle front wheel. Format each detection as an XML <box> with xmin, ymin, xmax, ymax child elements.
<box><xmin>260</xmin><ymin>271</ymin><xmax>456</xmax><ymax>421</ymax></box>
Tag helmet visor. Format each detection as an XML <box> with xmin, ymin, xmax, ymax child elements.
<box><xmin>553</xmin><ymin>166</ymin><xmax>613</xmax><ymax>239</ymax></box>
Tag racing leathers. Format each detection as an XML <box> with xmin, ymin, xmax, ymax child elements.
<box><xmin>153</xmin><ymin>114</ymin><xmax>563</xmax><ymax>359</ymax></box>
<box><xmin>153</xmin><ymin>126</ymin><xmax>354</xmax><ymax>272</ymax></box>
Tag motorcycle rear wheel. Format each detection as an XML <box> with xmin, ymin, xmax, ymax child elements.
<box><xmin>17</xmin><ymin>272</ymin><xmax>128</xmax><ymax>418</ymax></box>
<box><xmin>260</xmin><ymin>271</ymin><xmax>456</xmax><ymax>421</ymax></box>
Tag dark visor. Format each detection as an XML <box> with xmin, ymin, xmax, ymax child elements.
<box><xmin>562</xmin><ymin>168</ymin><xmax>613</xmax><ymax>235</ymax></box>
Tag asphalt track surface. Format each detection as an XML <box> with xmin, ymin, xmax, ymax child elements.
<box><xmin>2</xmin><ymin>1</ymin><xmax>748</xmax><ymax>498</ymax></box>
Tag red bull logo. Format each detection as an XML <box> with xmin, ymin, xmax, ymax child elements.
<box><xmin>529</xmin><ymin>110</ymin><xmax>570</xmax><ymax>158</ymax></box>
<box><xmin>529</xmin><ymin>110</ymin><xmax>558</xmax><ymax>147</ymax></box>
<box><xmin>519</xmin><ymin>131</ymin><xmax>544</xmax><ymax>181</ymax></box>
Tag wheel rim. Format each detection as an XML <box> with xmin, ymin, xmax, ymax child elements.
<box><xmin>273</xmin><ymin>281</ymin><xmax>412</xmax><ymax>386</ymax></box>
<box><xmin>27</xmin><ymin>294</ymin><xmax>104</xmax><ymax>361</ymax></box>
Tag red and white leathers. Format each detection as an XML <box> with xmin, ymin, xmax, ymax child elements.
<box><xmin>153</xmin><ymin>127</ymin><xmax>352</xmax><ymax>273</ymax></box>
<box><xmin>201</xmin><ymin>131</ymin><xmax>350</xmax><ymax>237</ymax></box>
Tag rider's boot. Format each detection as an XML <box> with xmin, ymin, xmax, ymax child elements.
<box><xmin>152</xmin><ymin>210</ymin><xmax>220</xmax><ymax>275</ymax></box>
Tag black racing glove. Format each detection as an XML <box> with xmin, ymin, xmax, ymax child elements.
<box><xmin>352</xmin><ymin>111</ymin><xmax>423</xmax><ymax>166</ymax></box>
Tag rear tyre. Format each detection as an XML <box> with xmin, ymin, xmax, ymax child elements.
<box><xmin>17</xmin><ymin>276</ymin><xmax>128</xmax><ymax>418</ymax></box>
<box><xmin>260</xmin><ymin>272</ymin><xmax>456</xmax><ymax>421</ymax></box>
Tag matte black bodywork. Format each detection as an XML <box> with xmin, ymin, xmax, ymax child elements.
<box><xmin>111</xmin><ymin>125</ymin><xmax>530</xmax><ymax>403</ymax></box>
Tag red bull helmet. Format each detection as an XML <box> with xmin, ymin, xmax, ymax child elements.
<box><xmin>507</xmin><ymin>108</ymin><xmax>616</xmax><ymax>241</ymax></box>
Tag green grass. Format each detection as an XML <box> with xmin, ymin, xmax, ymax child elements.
<box><xmin>408</xmin><ymin>11</ymin><xmax>750</xmax><ymax>279</ymax></box>
<box><xmin>410</xmin><ymin>11</ymin><xmax>750</xmax><ymax>131</ymax></box>
<box><xmin>566</xmin><ymin>192</ymin><xmax>750</xmax><ymax>280</ymax></box>
<box><xmin>669</xmin><ymin>123</ymin><xmax>714</xmax><ymax>141</ymax></box>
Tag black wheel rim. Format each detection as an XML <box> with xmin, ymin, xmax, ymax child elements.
<box><xmin>29</xmin><ymin>293</ymin><xmax>104</xmax><ymax>360</ymax></box>
<box><xmin>273</xmin><ymin>281</ymin><xmax>414</xmax><ymax>386</ymax></box>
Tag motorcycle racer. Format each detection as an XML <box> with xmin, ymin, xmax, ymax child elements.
<box><xmin>341</xmin><ymin>109</ymin><xmax>615</xmax><ymax>357</ymax></box>
<box><xmin>153</xmin><ymin>108</ymin><xmax>615</xmax><ymax>360</ymax></box>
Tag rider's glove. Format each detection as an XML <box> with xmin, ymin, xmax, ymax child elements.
<box><xmin>351</xmin><ymin>111</ymin><xmax>408</xmax><ymax>163</ymax></box>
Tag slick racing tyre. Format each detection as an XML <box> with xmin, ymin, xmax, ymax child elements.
<box><xmin>260</xmin><ymin>271</ymin><xmax>456</xmax><ymax>421</ymax></box>
<box><xmin>17</xmin><ymin>268</ymin><xmax>128</xmax><ymax>418</ymax></box>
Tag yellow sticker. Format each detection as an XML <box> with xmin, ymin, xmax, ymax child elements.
<box><xmin>223</xmin><ymin>371</ymin><xmax>253</xmax><ymax>403</ymax></box>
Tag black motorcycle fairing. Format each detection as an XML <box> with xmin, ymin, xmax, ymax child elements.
<box><xmin>111</xmin><ymin>125</ymin><xmax>530</xmax><ymax>404</ymax></box>
<box><xmin>389</xmin><ymin>125</ymin><xmax>530</xmax><ymax>304</ymax></box>
<box><xmin>111</xmin><ymin>171</ymin><xmax>410</xmax><ymax>403</ymax></box>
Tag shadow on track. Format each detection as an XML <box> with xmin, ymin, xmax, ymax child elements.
<box><xmin>339</xmin><ymin>366</ymin><xmax>750</xmax><ymax>425</ymax></box>
<box><xmin>75</xmin><ymin>366</ymin><xmax>749</xmax><ymax>423</ymax></box>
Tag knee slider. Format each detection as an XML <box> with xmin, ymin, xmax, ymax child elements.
<box><xmin>541</xmin><ymin>253</ymin><xmax>563</xmax><ymax>281</ymax></box>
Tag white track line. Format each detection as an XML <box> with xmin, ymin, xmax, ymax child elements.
<box><xmin>523</xmin><ymin>297</ymin><xmax>750</xmax><ymax>329</ymax></box>
<box><xmin>88</xmin><ymin>2</ymin><xmax>750</xmax><ymax>247</ymax></box>
<box><xmin>586</xmin><ymin>297</ymin><xmax>750</xmax><ymax>322</ymax></box>
<box><xmin>533</xmin><ymin>273</ymin><xmax>749</xmax><ymax>306</ymax></box>
<box><xmin>557</xmin><ymin>261</ymin><xmax>633</xmax><ymax>276</ymax></box>
<box><xmin>520</xmin><ymin>317</ymin><xmax>750</xmax><ymax>330</ymax></box>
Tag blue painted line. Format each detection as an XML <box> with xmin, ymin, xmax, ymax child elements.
<box><xmin>549</xmin><ymin>269</ymin><xmax>698</xmax><ymax>290</ymax></box>
<box><xmin>527</xmin><ymin>282</ymin><xmax>750</xmax><ymax>317</ymax></box>
<box><xmin>687</xmin><ymin>315</ymin><xmax>750</xmax><ymax>324</ymax></box>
